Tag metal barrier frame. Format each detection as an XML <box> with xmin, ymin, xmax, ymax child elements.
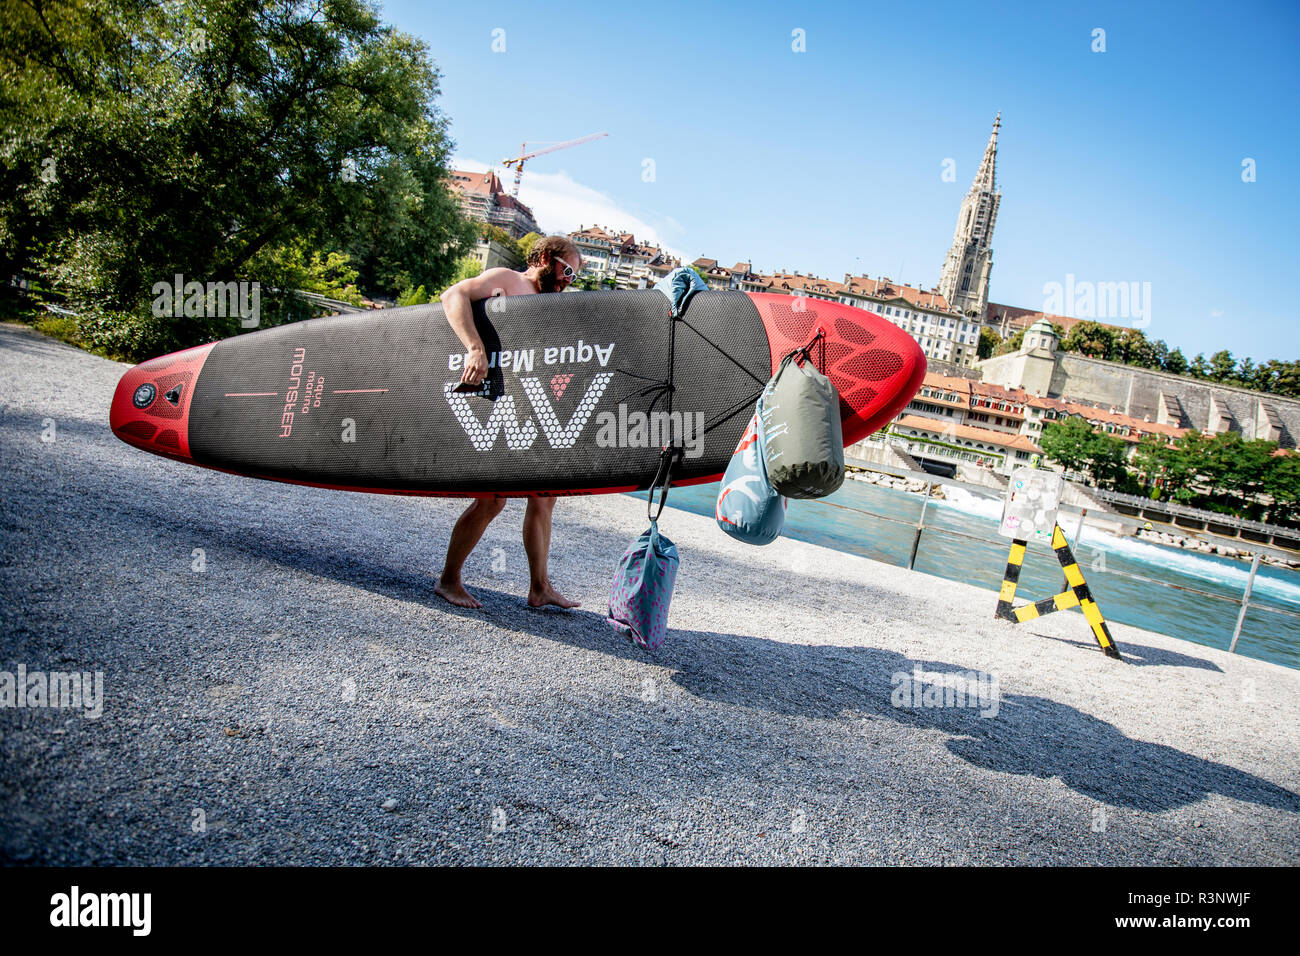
<box><xmin>839</xmin><ymin>459</ymin><xmax>1300</xmax><ymax>655</ymax></box>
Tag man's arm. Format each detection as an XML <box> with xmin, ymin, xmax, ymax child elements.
<box><xmin>441</xmin><ymin>268</ymin><xmax>520</xmax><ymax>385</ymax></box>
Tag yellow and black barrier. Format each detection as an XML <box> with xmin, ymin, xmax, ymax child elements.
<box><xmin>995</xmin><ymin>523</ymin><xmax>1123</xmax><ymax>660</ymax></box>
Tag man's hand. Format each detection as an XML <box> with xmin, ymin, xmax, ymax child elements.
<box><xmin>461</xmin><ymin>345</ymin><xmax>489</xmax><ymax>386</ymax></box>
<box><xmin>442</xmin><ymin>268</ymin><xmax>527</xmax><ymax>386</ymax></box>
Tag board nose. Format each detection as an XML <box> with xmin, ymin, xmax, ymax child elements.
<box><xmin>109</xmin><ymin>343</ymin><xmax>215</xmax><ymax>461</ymax></box>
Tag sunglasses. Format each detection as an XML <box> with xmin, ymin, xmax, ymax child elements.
<box><xmin>555</xmin><ymin>257</ymin><xmax>579</xmax><ymax>281</ymax></box>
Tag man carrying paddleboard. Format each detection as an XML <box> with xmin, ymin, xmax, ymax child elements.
<box><xmin>434</xmin><ymin>236</ymin><xmax>585</xmax><ymax>610</ymax></box>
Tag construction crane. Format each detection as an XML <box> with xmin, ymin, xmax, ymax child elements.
<box><xmin>501</xmin><ymin>132</ymin><xmax>608</xmax><ymax>197</ymax></box>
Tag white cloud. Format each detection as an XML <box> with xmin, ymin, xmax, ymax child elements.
<box><xmin>452</xmin><ymin>157</ymin><xmax>688</xmax><ymax>260</ymax></box>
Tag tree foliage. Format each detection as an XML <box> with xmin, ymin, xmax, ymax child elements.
<box><xmin>1038</xmin><ymin>416</ymin><xmax>1130</xmax><ymax>490</ymax></box>
<box><xmin>432</xmin><ymin>255</ymin><xmax>481</xmax><ymax>299</ymax></box>
<box><xmin>994</xmin><ymin>329</ymin><xmax>1023</xmax><ymax>355</ymax></box>
<box><xmin>1049</xmin><ymin>320</ymin><xmax>1300</xmax><ymax>400</ymax></box>
<box><xmin>1060</xmin><ymin>321</ymin><xmax>1114</xmax><ymax>359</ymax></box>
<box><xmin>572</xmin><ymin>272</ymin><xmax>615</xmax><ymax>291</ymax></box>
<box><xmin>1043</xmin><ymin>416</ymin><xmax>1300</xmax><ymax>522</ymax></box>
<box><xmin>480</xmin><ymin>224</ymin><xmax>521</xmax><ymax>261</ymax></box>
<box><xmin>0</xmin><ymin>0</ymin><xmax>475</xmax><ymax>359</ymax></box>
<box><xmin>1132</xmin><ymin>431</ymin><xmax>1299</xmax><ymax>523</ymax></box>
<box><xmin>517</xmin><ymin>231</ymin><xmax>542</xmax><ymax>261</ymax></box>
<box><xmin>977</xmin><ymin>326</ymin><xmax>1001</xmax><ymax>360</ymax></box>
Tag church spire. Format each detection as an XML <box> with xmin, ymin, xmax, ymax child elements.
<box><xmin>937</xmin><ymin>113</ymin><xmax>1003</xmax><ymax>318</ymax></box>
<box><xmin>974</xmin><ymin>111</ymin><xmax>1001</xmax><ymax>193</ymax></box>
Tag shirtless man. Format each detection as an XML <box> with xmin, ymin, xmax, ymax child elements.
<box><xmin>434</xmin><ymin>235</ymin><xmax>584</xmax><ymax>610</ymax></box>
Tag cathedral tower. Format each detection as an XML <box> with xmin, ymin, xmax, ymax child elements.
<box><xmin>938</xmin><ymin>113</ymin><xmax>1002</xmax><ymax>317</ymax></box>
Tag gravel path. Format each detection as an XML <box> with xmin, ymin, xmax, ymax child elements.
<box><xmin>2</xmin><ymin>322</ymin><xmax>1298</xmax><ymax>865</ymax></box>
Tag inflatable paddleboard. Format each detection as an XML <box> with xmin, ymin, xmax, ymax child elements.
<box><xmin>109</xmin><ymin>290</ymin><xmax>925</xmax><ymax>496</ymax></box>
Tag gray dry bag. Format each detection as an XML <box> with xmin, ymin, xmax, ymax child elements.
<box><xmin>758</xmin><ymin>350</ymin><xmax>845</xmax><ymax>498</ymax></box>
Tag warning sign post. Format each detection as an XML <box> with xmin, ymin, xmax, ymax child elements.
<box><xmin>995</xmin><ymin>468</ymin><xmax>1123</xmax><ymax>660</ymax></box>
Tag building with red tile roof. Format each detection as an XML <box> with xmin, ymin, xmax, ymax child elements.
<box><xmin>888</xmin><ymin>372</ymin><xmax>1190</xmax><ymax>474</ymax></box>
<box><xmin>570</xmin><ymin>226</ymin><xmax>678</xmax><ymax>289</ymax></box>
<box><xmin>448</xmin><ymin>169</ymin><xmax>540</xmax><ymax>239</ymax></box>
<box><xmin>888</xmin><ymin>414</ymin><xmax>1041</xmax><ymax>474</ymax></box>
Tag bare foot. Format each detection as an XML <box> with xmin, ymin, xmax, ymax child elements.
<box><xmin>527</xmin><ymin>583</ymin><xmax>580</xmax><ymax>609</ymax></box>
<box><xmin>434</xmin><ymin>580</ymin><xmax>482</xmax><ymax>609</ymax></box>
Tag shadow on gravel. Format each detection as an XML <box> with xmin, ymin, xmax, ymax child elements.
<box><xmin>4</xmin><ymin>385</ymin><xmax>1295</xmax><ymax>823</ymax></box>
<box><xmin>0</xmin><ymin>409</ymin><xmax>111</xmax><ymax>444</ymax></box>
<box><xmin>1032</xmin><ymin>631</ymin><xmax>1224</xmax><ymax>672</ymax></box>
<box><xmin>657</xmin><ymin>636</ymin><xmax>1298</xmax><ymax>815</ymax></box>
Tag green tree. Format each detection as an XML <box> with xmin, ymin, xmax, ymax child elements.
<box><xmin>1115</xmin><ymin>328</ymin><xmax>1158</xmax><ymax>368</ymax></box>
<box><xmin>1060</xmin><ymin>321</ymin><xmax>1116</xmax><ymax>359</ymax></box>
<box><xmin>248</xmin><ymin>239</ymin><xmax>364</xmax><ymax>314</ymax></box>
<box><xmin>1165</xmin><ymin>430</ymin><xmax>1214</xmax><ymax>502</ymax></box>
<box><xmin>1163</xmin><ymin>347</ymin><xmax>1189</xmax><ymax>375</ymax></box>
<box><xmin>977</xmin><ymin>326</ymin><xmax>1001</xmax><ymax>360</ymax></box>
<box><xmin>994</xmin><ymin>330</ymin><xmax>1024</xmax><ymax>355</ymax></box>
<box><xmin>1262</xmin><ymin>453</ymin><xmax>1300</xmax><ymax>524</ymax></box>
<box><xmin>433</xmin><ymin>256</ymin><xmax>483</xmax><ymax>299</ymax></box>
<box><xmin>1189</xmin><ymin>353</ymin><xmax>1209</xmax><ymax>378</ymax></box>
<box><xmin>1133</xmin><ymin>435</ymin><xmax>1182</xmax><ymax>496</ymax></box>
<box><xmin>1136</xmin><ymin>431</ymin><xmax>1300</xmax><ymax>523</ymax></box>
<box><xmin>1194</xmin><ymin>433</ymin><xmax>1275</xmax><ymax>517</ymax></box>
<box><xmin>1088</xmin><ymin>432</ymin><xmax>1131</xmax><ymax>490</ymax></box>
<box><xmin>1</xmin><ymin>0</ymin><xmax>472</xmax><ymax>356</ymax></box>
<box><xmin>517</xmin><ymin>231</ymin><xmax>543</xmax><ymax>261</ymax></box>
<box><xmin>1039</xmin><ymin>416</ymin><xmax>1096</xmax><ymax>477</ymax></box>
<box><xmin>1261</xmin><ymin>360</ymin><xmax>1300</xmax><ymax>399</ymax></box>
<box><xmin>1237</xmin><ymin>356</ymin><xmax>1257</xmax><ymax>388</ymax></box>
<box><xmin>397</xmin><ymin>284</ymin><xmax>430</xmax><ymax>306</ymax></box>
<box><xmin>480</xmin><ymin>224</ymin><xmax>522</xmax><ymax>261</ymax></box>
<box><xmin>1040</xmin><ymin>415</ymin><xmax>1131</xmax><ymax>488</ymax></box>
<box><xmin>1208</xmin><ymin>349</ymin><xmax>1237</xmax><ymax>383</ymax></box>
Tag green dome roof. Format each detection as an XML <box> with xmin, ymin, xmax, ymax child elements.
<box><xmin>1027</xmin><ymin>318</ymin><xmax>1057</xmax><ymax>337</ymax></box>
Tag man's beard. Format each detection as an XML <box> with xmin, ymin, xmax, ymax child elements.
<box><xmin>538</xmin><ymin>260</ymin><xmax>561</xmax><ymax>293</ymax></box>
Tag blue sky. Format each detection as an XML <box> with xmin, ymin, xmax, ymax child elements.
<box><xmin>380</xmin><ymin>0</ymin><xmax>1298</xmax><ymax>363</ymax></box>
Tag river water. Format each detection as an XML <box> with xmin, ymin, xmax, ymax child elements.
<box><xmin>652</xmin><ymin>478</ymin><xmax>1300</xmax><ymax>670</ymax></box>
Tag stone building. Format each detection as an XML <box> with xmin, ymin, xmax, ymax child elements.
<box><xmin>468</xmin><ymin>236</ymin><xmax>522</xmax><ymax>272</ymax></box>
<box><xmin>977</xmin><ymin>322</ymin><xmax>1300</xmax><ymax>447</ymax></box>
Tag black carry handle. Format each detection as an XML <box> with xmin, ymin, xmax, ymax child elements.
<box><xmin>456</xmin><ymin>306</ymin><xmax>505</xmax><ymax>400</ymax></box>
<box><xmin>647</xmin><ymin>445</ymin><xmax>685</xmax><ymax>522</ymax></box>
<box><xmin>788</xmin><ymin>327</ymin><xmax>827</xmax><ymax>373</ymax></box>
